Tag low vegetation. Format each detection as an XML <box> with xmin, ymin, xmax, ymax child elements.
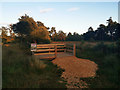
<box><xmin>76</xmin><ymin>40</ymin><xmax>120</xmax><ymax>88</ymax></box>
<box><xmin>2</xmin><ymin>43</ymin><xmax>66</xmax><ymax>88</ymax></box>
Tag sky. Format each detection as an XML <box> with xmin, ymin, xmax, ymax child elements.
<box><xmin>0</xmin><ymin>2</ymin><xmax>118</xmax><ymax>34</ymax></box>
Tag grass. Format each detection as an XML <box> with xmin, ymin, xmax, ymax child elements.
<box><xmin>2</xmin><ymin>43</ymin><xmax>67</xmax><ymax>88</ymax></box>
<box><xmin>3</xmin><ymin>41</ymin><xmax>119</xmax><ymax>88</ymax></box>
<box><xmin>76</xmin><ymin>41</ymin><xmax>119</xmax><ymax>88</ymax></box>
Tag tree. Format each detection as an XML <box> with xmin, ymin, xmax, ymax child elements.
<box><xmin>57</xmin><ymin>30</ymin><xmax>66</xmax><ymax>41</ymax></box>
<box><xmin>106</xmin><ymin>17</ymin><xmax>118</xmax><ymax>40</ymax></box>
<box><xmin>0</xmin><ymin>26</ymin><xmax>8</xmax><ymax>43</ymax></box>
<box><xmin>12</xmin><ymin>14</ymin><xmax>38</xmax><ymax>37</ymax></box>
<box><xmin>12</xmin><ymin>14</ymin><xmax>50</xmax><ymax>43</ymax></box>
<box><xmin>83</xmin><ymin>27</ymin><xmax>95</xmax><ymax>41</ymax></box>
<box><xmin>114</xmin><ymin>23</ymin><xmax>120</xmax><ymax>40</ymax></box>
<box><xmin>30</xmin><ymin>21</ymin><xmax>50</xmax><ymax>43</ymax></box>
<box><xmin>66</xmin><ymin>32</ymin><xmax>73</xmax><ymax>41</ymax></box>
<box><xmin>49</xmin><ymin>27</ymin><xmax>57</xmax><ymax>40</ymax></box>
<box><xmin>95</xmin><ymin>24</ymin><xmax>107</xmax><ymax>40</ymax></box>
<box><xmin>88</xmin><ymin>27</ymin><xmax>93</xmax><ymax>32</ymax></box>
<box><xmin>82</xmin><ymin>17</ymin><xmax>120</xmax><ymax>41</ymax></box>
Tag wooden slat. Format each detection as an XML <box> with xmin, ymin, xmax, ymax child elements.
<box><xmin>37</xmin><ymin>44</ymin><xmax>64</xmax><ymax>47</ymax></box>
<box><xmin>34</xmin><ymin>52</ymin><xmax>55</xmax><ymax>55</ymax></box>
<box><xmin>66</xmin><ymin>46</ymin><xmax>73</xmax><ymax>49</ymax></box>
<box><xmin>66</xmin><ymin>49</ymin><xmax>73</xmax><ymax>52</ymax></box>
<box><xmin>57</xmin><ymin>46</ymin><xmax>66</xmax><ymax>48</ymax></box>
<box><xmin>57</xmin><ymin>52</ymin><xmax>65</xmax><ymax>54</ymax></box>
<box><xmin>57</xmin><ymin>49</ymin><xmax>65</xmax><ymax>51</ymax></box>
<box><xmin>37</xmin><ymin>46</ymin><xmax>54</xmax><ymax>49</ymax></box>
<box><xmin>34</xmin><ymin>49</ymin><xmax>55</xmax><ymax>52</ymax></box>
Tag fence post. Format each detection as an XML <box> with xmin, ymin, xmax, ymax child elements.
<box><xmin>73</xmin><ymin>44</ymin><xmax>76</xmax><ymax>56</ymax></box>
<box><xmin>55</xmin><ymin>45</ymin><xmax>57</xmax><ymax>58</ymax></box>
<box><xmin>64</xmin><ymin>44</ymin><xmax>66</xmax><ymax>53</ymax></box>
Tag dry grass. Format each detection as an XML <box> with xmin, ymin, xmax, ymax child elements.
<box><xmin>30</xmin><ymin>57</ymin><xmax>47</xmax><ymax>69</ymax></box>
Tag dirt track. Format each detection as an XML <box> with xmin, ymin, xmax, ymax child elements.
<box><xmin>52</xmin><ymin>56</ymin><xmax>98</xmax><ymax>88</ymax></box>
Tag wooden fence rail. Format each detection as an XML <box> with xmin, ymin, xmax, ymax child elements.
<box><xmin>31</xmin><ymin>43</ymin><xmax>76</xmax><ymax>59</ymax></box>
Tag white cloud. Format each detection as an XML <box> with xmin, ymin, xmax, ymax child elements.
<box><xmin>68</xmin><ymin>7</ymin><xmax>79</xmax><ymax>12</ymax></box>
<box><xmin>40</xmin><ymin>8</ymin><xmax>54</xmax><ymax>13</ymax></box>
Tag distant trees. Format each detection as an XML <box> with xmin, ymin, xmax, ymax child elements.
<box><xmin>66</xmin><ymin>32</ymin><xmax>82</xmax><ymax>41</ymax></box>
<box><xmin>49</xmin><ymin>17</ymin><xmax>120</xmax><ymax>42</ymax></box>
<box><xmin>82</xmin><ymin>17</ymin><xmax>120</xmax><ymax>41</ymax></box>
<box><xmin>83</xmin><ymin>27</ymin><xmax>95</xmax><ymax>41</ymax></box>
<box><xmin>1</xmin><ymin>16</ymin><xmax>120</xmax><ymax>44</ymax></box>
<box><xmin>49</xmin><ymin>29</ymin><xmax>66</xmax><ymax>41</ymax></box>
<box><xmin>57</xmin><ymin>30</ymin><xmax>66</xmax><ymax>41</ymax></box>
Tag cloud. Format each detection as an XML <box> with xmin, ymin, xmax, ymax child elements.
<box><xmin>40</xmin><ymin>8</ymin><xmax>54</xmax><ymax>13</ymax></box>
<box><xmin>68</xmin><ymin>7</ymin><xmax>79</xmax><ymax>12</ymax></box>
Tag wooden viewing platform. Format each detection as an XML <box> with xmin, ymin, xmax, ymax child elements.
<box><xmin>31</xmin><ymin>43</ymin><xmax>76</xmax><ymax>59</ymax></box>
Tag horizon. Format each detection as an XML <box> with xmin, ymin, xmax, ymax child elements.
<box><xmin>0</xmin><ymin>2</ymin><xmax>118</xmax><ymax>34</ymax></box>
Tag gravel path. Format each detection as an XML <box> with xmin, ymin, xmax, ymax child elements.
<box><xmin>52</xmin><ymin>56</ymin><xmax>98</xmax><ymax>88</ymax></box>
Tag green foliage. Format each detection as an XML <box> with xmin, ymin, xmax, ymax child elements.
<box><xmin>2</xmin><ymin>38</ymin><xmax>7</xmax><ymax>44</ymax></box>
<box><xmin>76</xmin><ymin>41</ymin><xmax>119</xmax><ymax>88</ymax></box>
<box><xmin>3</xmin><ymin>44</ymin><xmax>66</xmax><ymax>88</ymax></box>
<box><xmin>12</xmin><ymin>14</ymin><xmax>50</xmax><ymax>44</ymax></box>
<box><xmin>12</xmin><ymin>14</ymin><xmax>37</xmax><ymax>36</ymax></box>
<box><xmin>82</xmin><ymin>17</ymin><xmax>120</xmax><ymax>41</ymax></box>
<box><xmin>66</xmin><ymin>32</ymin><xmax>82</xmax><ymax>41</ymax></box>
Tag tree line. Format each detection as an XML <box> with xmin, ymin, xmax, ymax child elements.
<box><xmin>50</xmin><ymin>17</ymin><xmax>120</xmax><ymax>41</ymax></box>
<box><xmin>0</xmin><ymin>15</ymin><xmax>120</xmax><ymax>44</ymax></box>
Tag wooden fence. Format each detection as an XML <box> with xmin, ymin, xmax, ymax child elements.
<box><xmin>31</xmin><ymin>43</ymin><xmax>76</xmax><ymax>59</ymax></box>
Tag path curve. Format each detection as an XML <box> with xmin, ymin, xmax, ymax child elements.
<box><xmin>52</xmin><ymin>56</ymin><xmax>98</xmax><ymax>88</ymax></box>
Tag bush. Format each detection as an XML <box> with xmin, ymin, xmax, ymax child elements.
<box><xmin>76</xmin><ymin>41</ymin><xmax>119</xmax><ymax>88</ymax></box>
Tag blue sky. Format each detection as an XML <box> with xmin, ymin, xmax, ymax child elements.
<box><xmin>0</xmin><ymin>2</ymin><xmax>118</xmax><ymax>34</ymax></box>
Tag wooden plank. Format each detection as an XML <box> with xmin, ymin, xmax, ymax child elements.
<box><xmin>34</xmin><ymin>49</ymin><xmax>55</xmax><ymax>52</ymax></box>
<box><xmin>66</xmin><ymin>49</ymin><xmax>73</xmax><ymax>52</ymax></box>
<box><xmin>57</xmin><ymin>49</ymin><xmax>65</xmax><ymax>51</ymax></box>
<box><xmin>37</xmin><ymin>46</ymin><xmax>54</xmax><ymax>49</ymax></box>
<box><xmin>66</xmin><ymin>46</ymin><xmax>73</xmax><ymax>49</ymax></box>
<box><xmin>57</xmin><ymin>46</ymin><xmax>66</xmax><ymax>48</ymax></box>
<box><xmin>37</xmin><ymin>44</ymin><xmax>64</xmax><ymax>47</ymax></box>
<box><xmin>57</xmin><ymin>52</ymin><xmax>64</xmax><ymax>53</ymax></box>
<box><xmin>34</xmin><ymin>52</ymin><xmax>55</xmax><ymax>55</ymax></box>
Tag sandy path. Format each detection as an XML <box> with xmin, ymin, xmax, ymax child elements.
<box><xmin>52</xmin><ymin>56</ymin><xmax>98</xmax><ymax>88</ymax></box>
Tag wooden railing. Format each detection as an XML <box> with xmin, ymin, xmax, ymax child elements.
<box><xmin>31</xmin><ymin>43</ymin><xmax>76</xmax><ymax>59</ymax></box>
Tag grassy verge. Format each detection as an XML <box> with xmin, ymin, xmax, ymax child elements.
<box><xmin>2</xmin><ymin>43</ymin><xmax>66</xmax><ymax>88</ymax></box>
<box><xmin>76</xmin><ymin>42</ymin><xmax>119</xmax><ymax>88</ymax></box>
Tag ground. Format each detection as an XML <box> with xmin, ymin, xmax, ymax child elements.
<box><xmin>52</xmin><ymin>56</ymin><xmax>98</xmax><ymax>88</ymax></box>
